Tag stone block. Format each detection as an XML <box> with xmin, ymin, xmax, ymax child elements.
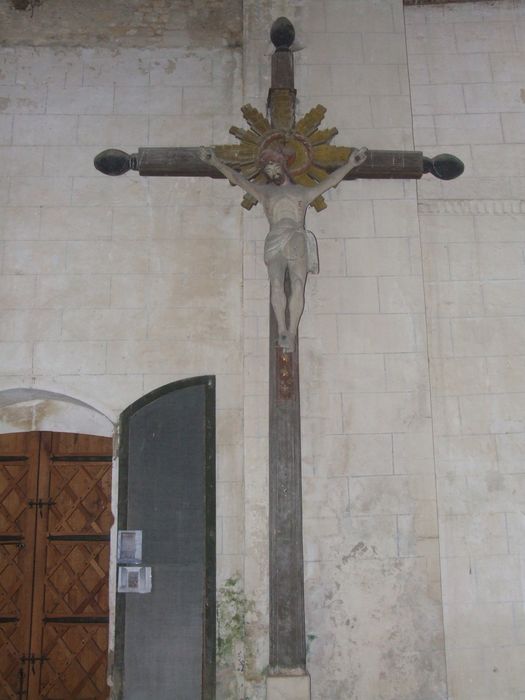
<box><xmin>435</xmin><ymin>435</ymin><xmax>497</xmax><ymax>476</ymax></box>
<box><xmin>393</xmin><ymin>432</ymin><xmax>435</xmax><ymax>475</ymax></box>
<box><xmin>0</xmin><ymin>342</ymin><xmax>32</xmax><ymax>373</ymax></box>
<box><xmin>464</xmin><ymin>83</ymin><xmax>525</xmax><ymax>114</ymax></box>
<box><xmin>431</xmin><ymin>396</ymin><xmax>461</xmax><ymax>435</ymax></box>
<box><xmin>440</xmin><ymin>556</ymin><xmax>477</xmax><ymax>604</ymax></box>
<box><xmin>78</xmin><ymin>114</ymin><xmax>149</xmax><ymax>148</ymax></box>
<box><xmin>412</xmin><ymin>84</ymin><xmax>466</xmax><ymax>116</ymax></box>
<box><xmin>182</xmin><ymin>86</ymin><xmax>233</xmax><ymax>116</ymax></box>
<box><xmin>66</xmin><ymin>240</ymin><xmax>150</xmax><ymax>274</ymax></box>
<box><xmin>13</xmin><ymin>115</ymin><xmax>77</xmax><ymax>146</ymax></box>
<box><xmin>149</xmin><ymin>52</ymin><xmax>213</xmax><ymax>87</ymax></box>
<box><xmin>0</xmin><ymin>114</ymin><xmax>12</xmax><ymax>144</ymax></box>
<box><xmin>62</xmin><ymin>308</ymin><xmax>147</xmax><ymax>340</ymax></box>
<box><xmin>306</xmin><ymin>94</ymin><xmax>372</xmax><ymax>129</ymax></box>
<box><xmin>301</xmin><ymin>32</ymin><xmax>363</xmax><ymax>65</ymax></box>
<box><xmin>4</xmin><ymin>240</ymin><xmax>66</xmax><ymax>274</ymax></box>
<box><xmin>81</xmin><ymin>48</ymin><xmax>150</xmax><ymax>86</ymax></box>
<box><xmin>459</xmin><ymin>393</ymin><xmax>525</xmax><ymax>434</ymax></box>
<box><xmin>331</xmin><ymin>64</ymin><xmax>401</xmax><ymax>96</ymax></box>
<box><xmin>72</xmin><ymin>177</ymin><xmax>148</xmax><ymax>207</ymax></box>
<box><xmin>454</xmin><ymin>21</ymin><xmax>517</xmax><ymax>54</ymax></box>
<box><xmin>426</xmin><ymin>281</ymin><xmax>484</xmax><ymax>318</ymax></box>
<box><xmin>325</xmin><ymin>0</ymin><xmax>394</xmax><ymax>33</ymax></box>
<box><xmin>0</xmin><ymin>275</ymin><xmax>35</xmax><ymax>307</ymax></box>
<box><xmin>379</xmin><ymin>276</ymin><xmax>425</xmax><ymax>313</ymax></box>
<box><xmin>363</xmin><ymin>32</ymin><xmax>406</xmax><ymax>65</ymax></box>
<box><xmin>35</xmin><ymin>274</ymin><xmax>110</xmax><ymax>308</ymax></box>
<box><xmin>338</xmin><ymin>313</ymin><xmax>425</xmax><ymax>354</ymax></box>
<box><xmin>371</xmin><ymin>96</ymin><xmax>412</xmax><ymax>128</ymax></box>
<box><xmin>44</xmin><ymin>145</ymin><xmax>107</xmax><ymax>178</ymax></box>
<box><xmin>452</xmin><ymin>317</ymin><xmax>525</xmax><ymax>357</ymax></box>
<box><xmin>495</xmin><ymin>433</ymin><xmax>525</xmax><ymax>473</ymax></box>
<box><xmin>419</xmin><ymin>214</ymin><xmax>475</xmax><ymax>243</ymax></box>
<box><xmin>472</xmin><ymin>144</ymin><xmax>525</xmax><ymax>178</ymax></box>
<box><xmin>0</xmin><ymin>145</ymin><xmax>44</xmax><ymax>176</ymax></box>
<box><xmin>406</xmin><ymin>23</ymin><xmax>457</xmax><ymax>55</ymax></box>
<box><xmin>343</xmin><ymin>390</ymin><xmax>431</xmax><ymax>435</ymax></box>
<box><xmin>0</xmin><ymin>85</ymin><xmax>47</xmax><ymax>113</ymax></box>
<box><xmin>313</xmin><ymin>200</ymin><xmax>374</xmax><ymax>238</ymax></box>
<box><xmin>46</xmin><ymin>86</ymin><xmax>114</xmax><ymax>115</ymax></box>
<box><xmin>9</xmin><ymin>176</ymin><xmax>71</xmax><ymax>207</ymax></box>
<box><xmin>434</xmin><ymin>113</ymin><xmax>503</xmax><ymax>145</ymax></box>
<box><xmin>440</xmin><ymin>514</ymin><xmax>508</xmax><ymax>557</ymax></box>
<box><xmin>444</xmin><ymin>602</ymin><xmax>515</xmax><ymax>648</ymax></box>
<box><xmin>447</xmin><ymin>242</ymin><xmax>480</xmax><ymax>280</ymax></box>
<box><xmin>385</xmin><ymin>353</ymin><xmax>429</xmax><ymax>392</ymax></box>
<box><xmin>148</xmin><ymin>115</ymin><xmax>212</xmax><ymax>146</ymax></box>
<box><xmin>322</xmin><ymin>433</ymin><xmax>393</xmax><ymax>477</ymax></box>
<box><xmin>421</xmin><ymin>236</ymin><xmax>455</xmax><ymax>275</ymax></box>
<box><xmin>475</xmin><ymin>555</ymin><xmax>522</xmax><ymax>602</ymax></box>
<box><xmin>502</xmin><ymin>112</ymin><xmax>525</xmax><ymax>143</ymax></box>
<box><xmin>0</xmin><ymin>49</ymin><xmax>16</xmax><ymax>84</ymax></box>
<box><xmin>427</xmin><ymin>52</ymin><xmax>492</xmax><ymax>84</ymax></box>
<box><xmin>114</xmin><ymin>85</ymin><xmax>182</xmax><ymax>115</ymax></box>
<box><xmin>0</xmin><ymin>309</ymin><xmax>61</xmax><ymax>341</ymax></box>
<box><xmin>15</xmin><ymin>47</ymin><xmax>83</xmax><ymax>87</ymax></box>
<box><xmin>308</xmin><ymin>276</ymin><xmax>378</xmax><ymax>314</ymax></box>
<box><xmin>149</xmin><ymin>238</ymin><xmax>241</xmax><ymax>277</ymax></box>
<box><xmin>41</xmin><ymin>206</ymin><xmax>112</xmax><ymax>240</ymax></box>
<box><xmin>0</xmin><ymin>206</ymin><xmax>40</xmax><ymax>240</ymax></box>
<box><xmin>346</xmin><ymin>237</ymin><xmax>411</xmax><ymax>276</ymax></box>
<box><xmin>33</xmin><ymin>340</ymin><xmax>106</xmax><ymax>374</ymax></box>
<box><xmin>315</xmin><ymin>238</ymin><xmax>346</xmax><ymax>276</ymax></box>
<box><xmin>373</xmin><ymin>199</ymin><xmax>419</xmax><ymax>238</ymax></box>
<box><xmin>319</xmin><ymin>353</ymin><xmax>385</xmax><ymax>393</ymax></box>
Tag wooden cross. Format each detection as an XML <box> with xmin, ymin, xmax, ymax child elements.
<box><xmin>95</xmin><ymin>16</ymin><xmax>462</xmax><ymax>684</ymax></box>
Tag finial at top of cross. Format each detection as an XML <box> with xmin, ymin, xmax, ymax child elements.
<box><xmin>270</xmin><ymin>16</ymin><xmax>295</xmax><ymax>50</ymax></box>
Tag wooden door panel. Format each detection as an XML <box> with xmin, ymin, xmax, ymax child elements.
<box><xmin>44</xmin><ymin>542</ymin><xmax>109</xmax><ymax>617</ymax></box>
<box><xmin>0</xmin><ymin>432</ymin><xmax>112</xmax><ymax>700</ymax></box>
<box><xmin>34</xmin><ymin>622</ymin><xmax>109</xmax><ymax>699</ymax></box>
<box><xmin>47</xmin><ymin>463</ymin><xmax>112</xmax><ymax>536</ymax></box>
<box><xmin>0</xmin><ymin>620</ymin><xmax>25</xmax><ymax>700</ymax></box>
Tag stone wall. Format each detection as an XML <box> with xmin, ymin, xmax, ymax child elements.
<box><xmin>407</xmin><ymin>2</ymin><xmax>525</xmax><ymax>698</ymax></box>
<box><xmin>0</xmin><ymin>5</ymin><xmax>245</xmax><ymax>695</ymax></box>
<box><xmin>1</xmin><ymin>0</ymin><xmax>525</xmax><ymax>699</ymax></box>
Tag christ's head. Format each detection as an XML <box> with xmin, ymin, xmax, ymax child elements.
<box><xmin>259</xmin><ymin>146</ymin><xmax>293</xmax><ymax>185</ymax></box>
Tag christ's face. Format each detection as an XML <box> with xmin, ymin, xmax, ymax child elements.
<box><xmin>264</xmin><ymin>161</ymin><xmax>285</xmax><ymax>185</ymax></box>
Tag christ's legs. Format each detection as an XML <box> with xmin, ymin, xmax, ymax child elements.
<box><xmin>286</xmin><ymin>266</ymin><xmax>307</xmax><ymax>352</ymax></box>
<box><xmin>268</xmin><ymin>256</ymin><xmax>288</xmax><ymax>348</ymax></box>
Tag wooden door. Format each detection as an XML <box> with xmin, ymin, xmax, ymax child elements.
<box><xmin>0</xmin><ymin>432</ymin><xmax>112</xmax><ymax>700</ymax></box>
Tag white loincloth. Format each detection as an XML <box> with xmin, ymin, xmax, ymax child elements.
<box><xmin>264</xmin><ymin>219</ymin><xmax>319</xmax><ymax>274</ymax></box>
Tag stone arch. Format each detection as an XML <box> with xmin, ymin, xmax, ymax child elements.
<box><xmin>0</xmin><ymin>386</ymin><xmax>116</xmax><ymax>437</ymax></box>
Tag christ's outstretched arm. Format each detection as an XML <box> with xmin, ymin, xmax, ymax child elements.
<box><xmin>306</xmin><ymin>146</ymin><xmax>368</xmax><ymax>204</ymax></box>
<box><xmin>199</xmin><ymin>147</ymin><xmax>262</xmax><ymax>201</ymax></box>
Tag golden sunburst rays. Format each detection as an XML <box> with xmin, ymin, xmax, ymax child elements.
<box><xmin>214</xmin><ymin>103</ymin><xmax>354</xmax><ymax>212</ymax></box>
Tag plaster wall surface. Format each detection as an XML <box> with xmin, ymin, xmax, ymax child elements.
<box><xmin>407</xmin><ymin>2</ymin><xmax>525</xmax><ymax>698</ymax></box>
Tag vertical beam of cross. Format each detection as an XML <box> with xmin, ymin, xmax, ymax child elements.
<box><xmin>266</xmin><ymin>18</ymin><xmax>307</xmax><ymax>675</ymax></box>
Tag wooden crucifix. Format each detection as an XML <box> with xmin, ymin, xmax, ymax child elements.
<box><xmin>95</xmin><ymin>16</ymin><xmax>463</xmax><ymax>691</ymax></box>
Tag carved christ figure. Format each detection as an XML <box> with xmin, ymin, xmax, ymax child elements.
<box><xmin>200</xmin><ymin>144</ymin><xmax>368</xmax><ymax>351</ymax></box>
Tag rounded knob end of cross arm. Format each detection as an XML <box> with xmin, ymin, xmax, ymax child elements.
<box><xmin>423</xmin><ymin>153</ymin><xmax>464</xmax><ymax>180</ymax></box>
<box><xmin>270</xmin><ymin>17</ymin><xmax>295</xmax><ymax>49</ymax></box>
<box><xmin>94</xmin><ymin>149</ymin><xmax>136</xmax><ymax>176</ymax></box>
